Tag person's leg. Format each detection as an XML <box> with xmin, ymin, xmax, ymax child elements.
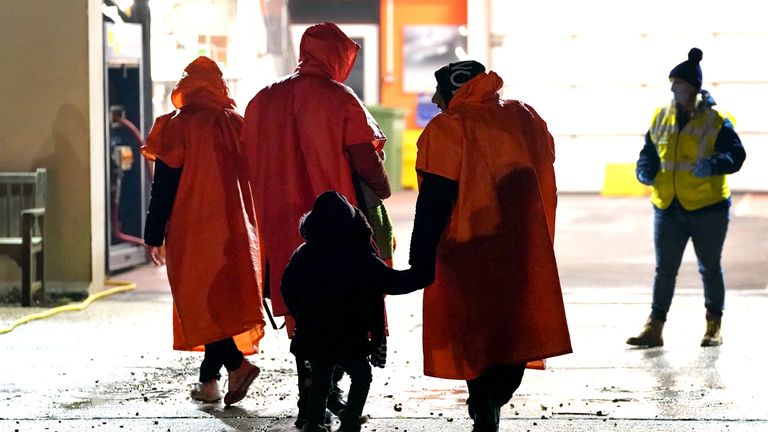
<box><xmin>191</xmin><ymin>339</ymin><xmax>229</xmax><ymax>402</ymax></box>
<box><xmin>296</xmin><ymin>357</ymin><xmax>336</xmax><ymax>428</ymax></box>
<box><xmin>217</xmin><ymin>337</ymin><xmax>245</xmax><ymax>372</ymax></box>
<box><xmin>337</xmin><ymin>358</ymin><xmax>372</xmax><ymax>415</ymax></box>
<box><xmin>690</xmin><ymin>207</ymin><xmax>729</xmax><ymax>318</ymax></box>
<box><xmin>200</xmin><ymin>339</ymin><xmax>229</xmax><ymax>383</ymax></box>
<box><xmin>690</xmin><ymin>206</ymin><xmax>729</xmax><ymax>346</ymax></box>
<box><xmin>490</xmin><ymin>364</ymin><xmax>526</xmax><ymax>408</ymax></box>
<box><xmin>466</xmin><ymin>366</ymin><xmax>499</xmax><ymax>432</ymax></box>
<box><xmin>337</xmin><ymin>358</ymin><xmax>372</xmax><ymax>432</ymax></box>
<box><xmin>327</xmin><ymin>366</ymin><xmax>348</xmax><ymax>414</ymax></box>
<box><xmin>295</xmin><ymin>356</ymin><xmax>312</xmax><ymax>427</ymax></box>
<box><xmin>306</xmin><ymin>359</ymin><xmax>335</xmax><ymax>428</ymax></box>
<box><xmin>651</xmin><ymin>206</ymin><xmax>691</xmax><ymax>321</ymax></box>
<box><xmin>628</xmin><ymin>207</ymin><xmax>691</xmax><ymax>347</ymax></box>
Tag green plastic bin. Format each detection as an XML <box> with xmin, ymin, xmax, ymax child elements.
<box><xmin>367</xmin><ymin>105</ymin><xmax>405</xmax><ymax>192</ymax></box>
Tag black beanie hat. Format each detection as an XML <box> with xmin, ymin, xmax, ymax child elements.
<box><xmin>434</xmin><ymin>60</ymin><xmax>486</xmax><ymax>103</ymax></box>
<box><xmin>669</xmin><ymin>48</ymin><xmax>703</xmax><ymax>90</ymax></box>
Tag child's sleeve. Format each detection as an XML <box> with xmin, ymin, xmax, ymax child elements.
<box><xmin>362</xmin><ymin>252</ymin><xmax>427</xmax><ymax>295</ymax></box>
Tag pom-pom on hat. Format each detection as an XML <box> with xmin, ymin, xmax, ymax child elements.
<box><xmin>669</xmin><ymin>48</ymin><xmax>703</xmax><ymax>90</ymax></box>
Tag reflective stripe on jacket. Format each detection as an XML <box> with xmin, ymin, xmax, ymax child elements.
<box><xmin>648</xmin><ymin>102</ymin><xmax>731</xmax><ymax>210</ymax></box>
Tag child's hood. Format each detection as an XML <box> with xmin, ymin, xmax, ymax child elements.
<box><xmin>300</xmin><ymin>191</ymin><xmax>372</xmax><ymax>246</ymax></box>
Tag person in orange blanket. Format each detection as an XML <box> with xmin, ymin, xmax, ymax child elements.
<box><xmin>142</xmin><ymin>56</ymin><xmax>264</xmax><ymax>406</ymax></box>
<box><xmin>408</xmin><ymin>60</ymin><xmax>572</xmax><ymax>432</ymax></box>
<box><xmin>241</xmin><ymin>22</ymin><xmax>391</xmax><ymax>427</ymax></box>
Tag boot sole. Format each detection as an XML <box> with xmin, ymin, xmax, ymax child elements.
<box><xmin>190</xmin><ymin>392</ymin><xmax>222</xmax><ymax>403</ymax></box>
<box><xmin>626</xmin><ymin>340</ymin><xmax>663</xmax><ymax>347</ymax></box>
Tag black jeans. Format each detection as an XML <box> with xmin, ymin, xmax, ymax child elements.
<box><xmin>199</xmin><ymin>338</ymin><xmax>244</xmax><ymax>383</ymax></box>
<box><xmin>306</xmin><ymin>357</ymin><xmax>372</xmax><ymax>426</ymax></box>
<box><xmin>466</xmin><ymin>364</ymin><xmax>526</xmax><ymax>432</ymax></box>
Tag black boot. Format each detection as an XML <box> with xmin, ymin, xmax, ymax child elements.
<box><xmin>467</xmin><ymin>364</ymin><xmax>524</xmax><ymax>432</ymax></box>
<box><xmin>468</xmin><ymin>399</ymin><xmax>499</xmax><ymax>432</ymax></box>
<box><xmin>338</xmin><ymin>408</ymin><xmax>369</xmax><ymax>432</ymax></box>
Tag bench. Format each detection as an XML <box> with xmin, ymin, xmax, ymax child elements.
<box><xmin>0</xmin><ymin>169</ymin><xmax>46</xmax><ymax>306</ymax></box>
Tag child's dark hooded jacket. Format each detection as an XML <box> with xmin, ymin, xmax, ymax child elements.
<box><xmin>281</xmin><ymin>191</ymin><xmax>421</xmax><ymax>361</ymax></box>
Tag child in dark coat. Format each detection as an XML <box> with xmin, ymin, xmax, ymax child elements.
<box><xmin>281</xmin><ymin>191</ymin><xmax>425</xmax><ymax>432</ymax></box>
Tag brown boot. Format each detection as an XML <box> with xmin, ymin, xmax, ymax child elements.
<box><xmin>626</xmin><ymin>317</ymin><xmax>664</xmax><ymax>347</ymax></box>
<box><xmin>701</xmin><ymin>315</ymin><xmax>723</xmax><ymax>347</ymax></box>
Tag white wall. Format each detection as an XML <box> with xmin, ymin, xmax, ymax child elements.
<box><xmin>489</xmin><ymin>0</ymin><xmax>768</xmax><ymax>192</ymax></box>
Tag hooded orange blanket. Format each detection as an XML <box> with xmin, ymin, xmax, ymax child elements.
<box><xmin>416</xmin><ymin>71</ymin><xmax>572</xmax><ymax>380</ymax></box>
<box><xmin>143</xmin><ymin>57</ymin><xmax>265</xmax><ymax>353</ymax></box>
<box><xmin>241</xmin><ymin>22</ymin><xmax>385</xmax><ymax>317</ymax></box>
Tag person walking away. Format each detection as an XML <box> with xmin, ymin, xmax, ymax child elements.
<box><xmin>142</xmin><ymin>56</ymin><xmax>264</xmax><ymax>405</ymax></box>
<box><xmin>282</xmin><ymin>191</ymin><xmax>425</xmax><ymax>432</ymax></box>
<box><xmin>240</xmin><ymin>22</ymin><xmax>392</xmax><ymax>426</ymax></box>
<box><xmin>627</xmin><ymin>48</ymin><xmax>746</xmax><ymax>348</ymax></box>
<box><xmin>408</xmin><ymin>60</ymin><xmax>572</xmax><ymax>432</ymax></box>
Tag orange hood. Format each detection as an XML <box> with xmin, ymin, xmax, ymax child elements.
<box><xmin>170</xmin><ymin>56</ymin><xmax>236</xmax><ymax>109</ymax></box>
<box><xmin>296</xmin><ymin>22</ymin><xmax>359</xmax><ymax>82</ymax></box>
<box><xmin>448</xmin><ymin>71</ymin><xmax>504</xmax><ymax>108</ymax></box>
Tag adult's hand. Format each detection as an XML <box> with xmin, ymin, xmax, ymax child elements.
<box><xmin>637</xmin><ymin>170</ymin><xmax>655</xmax><ymax>186</ymax></box>
<box><xmin>692</xmin><ymin>159</ymin><xmax>714</xmax><ymax>178</ymax></box>
<box><xmin>146</xmin><ymin>245</ymin><xmax>166</xmax><ymax>266</ymax></box>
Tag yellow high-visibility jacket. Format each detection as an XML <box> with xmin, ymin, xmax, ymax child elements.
<box><xmin>648</xmin><ymin>102</ymin><xmax>732</xmax><ymax>210</ymax></box>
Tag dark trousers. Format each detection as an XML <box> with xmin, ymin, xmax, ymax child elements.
<box><xmin>651</xmin><ymin>204</ymin><xmax>729</xmax><ymax>321</ymax></box>
<box><xmin>306</xmin><ymin>357</ymin><xmax>372</xmax><ymax>426</ymax></box>
<box><xmin>296</xmin><ymin>357</ymin><xmax>347</xmax><ymax>418</ymax></box>
<box><xmin>199</xmin><ymin>338</ymin><xmax>244</xmax><ymax>383</ymax></box>
<box><xmin>466</xmin><ymin>364</ymin><xmax>526</xmax><ymax>432</ymax></box>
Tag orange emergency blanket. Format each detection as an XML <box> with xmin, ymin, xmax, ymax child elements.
<box><xmin>416</xmin><ymin>71</ymin><xmax>572</xmax><ymax>380</ymax></box>
<box><xmin>241</xmin><ymin>22</ymin><xmax>384</xmax><ymax>317</ymax></box>
<box><xmin>143</xmin><ymin>57</ymin><xmax>265</xmax><ymax>354</ymax></box>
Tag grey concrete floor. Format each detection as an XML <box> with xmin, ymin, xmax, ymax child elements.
<box><xmin>1</xmin><ymin>192</ymin><xmax>767</xmax><ymax>432</ymax></box>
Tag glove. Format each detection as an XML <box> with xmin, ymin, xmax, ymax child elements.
<box><xmin>692</xmin><ymin>159</ymin><xmax>713</xmax><ymax>178</ymax></box>
<box><xmin>637</xmin><ymin>170</ymin><xmax>655</xmax><ymax>186</ymax></box>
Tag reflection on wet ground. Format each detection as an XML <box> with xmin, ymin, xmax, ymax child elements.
<box><xmin>2</xmin><ymin>193</ymin><xmax>767</xmax><ymax>430</ymax></box>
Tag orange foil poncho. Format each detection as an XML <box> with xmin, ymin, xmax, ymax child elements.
<box><xmin>416</xmin><ymin>71</ymin><xmax>572</xmax><ymax>380</ymax></box>
<box><xmin>241</xmin><ymin>22</ymin><xmax>385</xmax><ymax>317</ymax></box>
<box><xmin>142</xmin><ymin>57</ymin><xmax>265</xmax><ymax>353</ymax></box>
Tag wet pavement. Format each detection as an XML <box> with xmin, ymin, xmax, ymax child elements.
<box><xmin>2</xmin><ymin>192</ymin><xmax>767</xmax><ymax>431</ymax></box>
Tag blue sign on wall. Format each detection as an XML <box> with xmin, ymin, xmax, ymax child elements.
<box><xmin>416</xmin><ymin>93</ymin><xmax>440</xmax><ymax>127</ymax></box>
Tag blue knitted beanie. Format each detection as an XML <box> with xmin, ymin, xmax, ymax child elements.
<box><xmin>669</xmin><ymin>48</ymin><xmax>703</xmax><ymax>90</ymax></box>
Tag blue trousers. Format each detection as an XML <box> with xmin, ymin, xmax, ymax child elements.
<box><xmin>650</xmin><ymin>203</ymin><xmax>729</xmax><ymax>321</ymax></box>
